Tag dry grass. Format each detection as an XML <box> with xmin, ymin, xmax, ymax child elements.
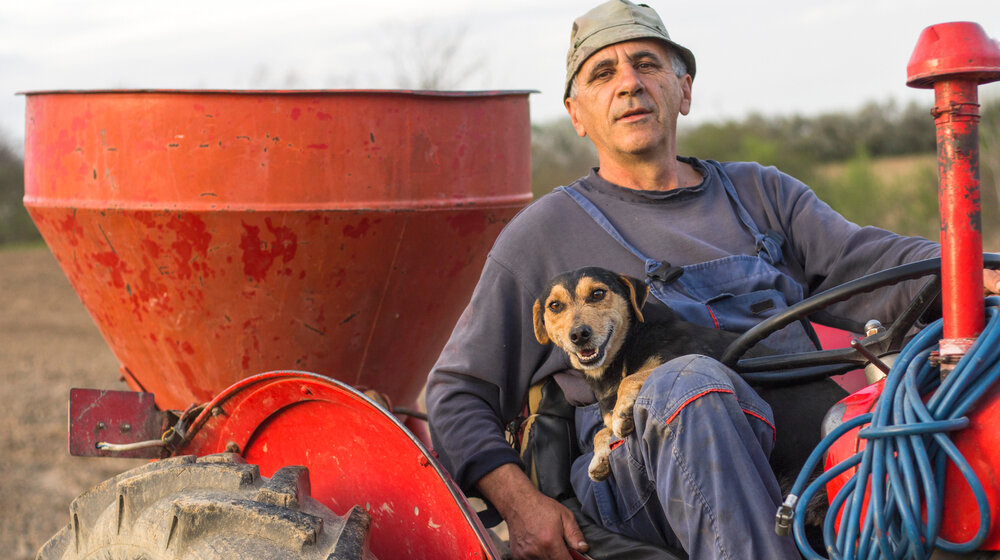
<box><xmin>816</xmin><ymin>153</ymin><xmax>1000</xmax><ymax>251</ymax></box>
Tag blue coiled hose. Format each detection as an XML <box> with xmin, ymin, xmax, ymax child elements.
<box><xmin>785</xmin><ymin>297</ymin><xmax>1000</xmax><ymax>560</ymax></box>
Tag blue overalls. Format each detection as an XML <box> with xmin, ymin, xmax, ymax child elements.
<box><xmin>557</xmin><ymin>161</ymin><xmax>812</xmax><ymax>559</ymax></box>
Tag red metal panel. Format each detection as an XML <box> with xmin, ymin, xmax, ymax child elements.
<box><xmin>23</xmin><ymin>90</ymin><xmax>532</xmax><ymax>410</ymax></box>
<box><xmin>68</xmin><ymin>388</ymin><xmax>166</xmax><ymax>458</ymax></box>
<box><xmin>178</xmin><ymin>371</ymin><xmax>497</xmax><ymax>560</ymax></box>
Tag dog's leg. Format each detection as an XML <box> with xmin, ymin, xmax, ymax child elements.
<box><xmin>588</xmin><ymin>426</ymin><xmax>615</xmax><ymax>481</ymax></box>
<box><xmin>611</xmin><ymin>368</ymin><xmax>654</xmax><ymax>438</ymax></box>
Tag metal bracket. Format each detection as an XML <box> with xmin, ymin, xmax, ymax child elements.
<box><xmin>69</xmin><ymin>388</ymin><xmax>171</xmax><ymax>458</ymax></box>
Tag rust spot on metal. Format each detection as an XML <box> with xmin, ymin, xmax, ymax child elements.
<box><xmin>339</xmin><ymin>312</ymin><xmax>358</xmax><ymax>325</ymax></box>
<box><xmin>303</xmin><ymin>323</ymin><xmax>326</xmax><ymax>336</ymax></box>
<box><xmin>239</xmin><ymin>219</ymin><xmax>298</xmax><ymax>283</ymax></box>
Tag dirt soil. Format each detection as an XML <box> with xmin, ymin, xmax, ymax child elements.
<box><xmin>0</xmin><ymin>246</ymin><xmax>144</xmax><ymax>559</ymax></box>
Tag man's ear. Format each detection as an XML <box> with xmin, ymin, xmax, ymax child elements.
<box><xmin>564</xmin><ymin>97</ymin><xmax>587</xmax><ymax>138</ymax></box>
<box><xmin>679</xmin><ymin>73</ymin><xmax>693</xmax><ymax>116</ymax></box>
<box><xmin>617</xmin><ymin>274</ymin><xmax>649</xmax><ymax>323</ymax></box>
<box><xmin>532</xmin><ymin>299</ymin><xmax>550</xmax><ymax>345</ymax></box>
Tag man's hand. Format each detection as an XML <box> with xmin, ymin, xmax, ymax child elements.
<box><xmin>986</xmin><ymin>268</ymin><xmax>1000</xmax><ymax>296</ymax></box>
<box><xmin>477</xmin><ymin>463</ymin><xmax>589</xmax><ymax>560</ymax></box>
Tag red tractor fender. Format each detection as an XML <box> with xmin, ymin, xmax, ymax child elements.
<box><xmin>177</xmin><ymin>371</ymin><xmax>499</xmax><ymax>560</ymax></box>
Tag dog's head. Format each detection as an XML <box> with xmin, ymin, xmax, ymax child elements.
<box><xmin>533</xmin><ymin>267</ymin><xmax>649</xmax><ymax>375</ymax></box>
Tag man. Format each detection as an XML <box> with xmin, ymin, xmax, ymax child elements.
<box><xmin>426</xmin><ymin>1</ymin><xmax>1000</xmax><ymax>559</ymax></box>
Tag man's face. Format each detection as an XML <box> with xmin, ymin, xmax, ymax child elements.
<box><xmin>565</xmin><ymin>39</ymin><xmax>692</xmax><ymax>160</ymax></box>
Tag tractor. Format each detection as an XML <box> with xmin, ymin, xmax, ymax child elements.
<box><xmin>22</xmin><ymin>20</ymin><xmax>1000</xmax><ymax>560</ymax></box>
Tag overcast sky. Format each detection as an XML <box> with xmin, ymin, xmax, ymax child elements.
<box><xmin>2</xmin><ymin>0</ymin><xmax>999</xmax><ymax>148</ymax></box>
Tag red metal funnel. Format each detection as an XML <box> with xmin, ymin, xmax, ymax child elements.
<box><xmin>23</xmin><ymin>90</ymin><xmax>532</xmax><ymax>410</ymax></box>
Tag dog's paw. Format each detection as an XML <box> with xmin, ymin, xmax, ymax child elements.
<box><xmin>611</xmin><ymin>396</ymin><xmax>636</xmax><ymax>438</ymax></box>
<box><xmin>612</xmin><ymin>412</ymin><xmax>634</xmax><ymax>438</ymax></box>
<box><xmin>588</xmin><ymin>452</ymin><xmax>611</xmax><ymax>481</ymax></box>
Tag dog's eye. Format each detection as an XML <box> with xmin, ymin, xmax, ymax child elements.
<box><xmin>548</xmin><ymin>301</ymin><xmax>563</xmax><ymax>312</ymax></box>
<box><xmin>589</xmin><ymin>289</ymin><xmax>606</xmax><ymax>302</ymax></box>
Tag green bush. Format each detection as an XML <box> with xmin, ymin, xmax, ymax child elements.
<box><xmin>0</xmin><ymin>139</ymin><xmax>39</xmax><ymax>246</ymax></box>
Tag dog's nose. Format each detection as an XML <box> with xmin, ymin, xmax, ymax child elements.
<box><xmin>570</xmin><ymin>325</ymin><xmax>592</xmax><ymax>346</ymax></box>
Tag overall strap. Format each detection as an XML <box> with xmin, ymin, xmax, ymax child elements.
<box><xmin>706</xmin><ymin>160</ymin><xmax>785</xmax><ymax>266</ymax></box>
<box><xmin>555</xmin><ymin>186</ymin><xmax>683</xmax><ymax>284</ymax></box>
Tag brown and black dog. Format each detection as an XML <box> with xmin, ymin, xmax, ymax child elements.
<box><xmin>532</xmin><ymin>266</ymin><xmax>844</xmax><ymax>534</ymax></box>
<box><xmin>532</xmin><ymin>266</ymin><xmax>779</xmax><ymax>481</ymax></box>
<box><xmin>536</xmin><ymin>266</ymin><xmax>852</xmax><ymax>475</ymax></box>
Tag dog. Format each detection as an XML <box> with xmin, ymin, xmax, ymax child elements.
<box><xmin>532</xmin><ymin>266</ymin><xmax>779</xmax><ymax>481</ymax></box>
<box><xmin>532</xmin><ymin>266</ymin><xmax>844</xmax><ymax>535</ymax></box>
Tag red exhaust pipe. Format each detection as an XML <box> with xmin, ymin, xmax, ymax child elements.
<box><xmin>907</xmin><ymin>22</ymin><xmax>1000</xmax><ymax>363</ymax></box>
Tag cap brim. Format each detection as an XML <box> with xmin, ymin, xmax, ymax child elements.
<box><xmin>565</xmin><ymin>30</ymin><xmax>696</xmax><ymax>99</ymax></box>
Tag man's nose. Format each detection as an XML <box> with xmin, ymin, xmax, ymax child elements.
<box><xmin>616</xmin><ymin>65</ymin><xmax>644</xmax><ymax>96</ymax></box>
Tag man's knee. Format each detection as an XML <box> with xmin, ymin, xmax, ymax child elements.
<box><xmin>635</xmin><ymin>354</ymin><xmax>738</xmax><ymax>422</ymax></box>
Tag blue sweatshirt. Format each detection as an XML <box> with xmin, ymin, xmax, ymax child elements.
<box><xmin>426</xmin><ymin>157</ymin><xmax>939</xmax><ymax>494</ymax></box>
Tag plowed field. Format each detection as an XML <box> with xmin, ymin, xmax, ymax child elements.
<box><xmin>0</xmin><ymin>246</ymin><xmax>143</xmax><ymax>559</ymax></box>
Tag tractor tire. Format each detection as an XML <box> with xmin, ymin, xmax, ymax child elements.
<box><xmin>37</xmin><ymin>454</ymin><xmax>374</xmax><ymax>560</ymax></box>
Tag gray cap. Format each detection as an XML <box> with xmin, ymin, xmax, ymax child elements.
<box><xmin>565</xmin><ymin>0</ymin><xmax>696</xmax><ymax>99</ymax></box>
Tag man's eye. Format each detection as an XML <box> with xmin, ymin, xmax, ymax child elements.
<box><xmin>590</xmin><ymin>289</ymin><xmax>606</xmax><ymax>301</ymax></box>
<box><xmin>548</xmin><ymin>301</ymin><xmax>563</xmax><ymax>312</ymax></box>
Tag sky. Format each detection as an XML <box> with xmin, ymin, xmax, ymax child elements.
<box><xmin>1</xmin><ymin>0</ymin><xmax>999</xmax><ymax>149</ymax></box>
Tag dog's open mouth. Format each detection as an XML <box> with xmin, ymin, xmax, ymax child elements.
<box><xmin>575</xmin><ymin>327</ymin><xmax>612</xmax><ymax>368</ymax></box>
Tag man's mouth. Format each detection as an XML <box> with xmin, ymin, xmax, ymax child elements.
<box><xmin>617</xmin><ymin>107</ymin><xmax>652</xmax><ymax>122</ymax></box>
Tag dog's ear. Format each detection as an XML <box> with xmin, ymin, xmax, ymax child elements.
<box><xmin>532</xmin><ymin>298</ymin><xmax>550</xmax><ymax>345</ymax></box>
<box><xmin>617</xmin><ymin>274</ymin><xmax>649</xmax><ymax>323</ymax></box>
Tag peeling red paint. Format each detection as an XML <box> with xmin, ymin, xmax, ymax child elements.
<box><xmin>167</xmin><ymin>214</ymin><xmax>213</xmax><ymax>280</ymax></box>
<box><xmin>175</xmin><ymin>360</ymin><xmax>198</xmax><ymax>398</ymax></box>
<box><xmin>342</xmin><ymin>218</ymin><xmax>370</xmax><ymax>239</ymax></box>
<box><xmin>129</xmin><ymin>265</ymin><xmax>171</xmax><ymax>322</ymax></box>
<box><xmin>142</xmin><ymin>238</ymin><xmax>161</xmax><ymax>260</ymax></box>
<box><xmin>132</xmin><ymin>212</ymin><xmax>159</xmax><ymax>229</ymax></box>
<box><xmin>93</xmin><ymin>251</ymin><xmax>128</xmax><ymax>288</ymax></box>
<box><xmin>316</xmin><ymin>111</ymin><xmax>332</xmax><ymax>120</ymax></box>
<box><xmin>329</xmin><ymin>267</ymin><xmax>347</xmax><ymax>288</ymax></box>
<box><xmin>446</xmin><ymin>212</ymin><xmax>489</xmax><ymax>236</ymax></box>
<box><xmin>57</xmin><ymin>213</ymin><xmax>84</xmax><ymax>247</ymax></box>
<box><xmin>240</xmin><ymin>218</ymin><xmax>299</xmax><ymax>283</ymax></box>
<box><xmin>307</xmin><ymin>143</ymin><xmax>328</xmax><ymax>150</ymax></box>
<box><xmin>290</xmin><ymin>108</ymin><xmax>301</xmax><ymax>120</ymax></box>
